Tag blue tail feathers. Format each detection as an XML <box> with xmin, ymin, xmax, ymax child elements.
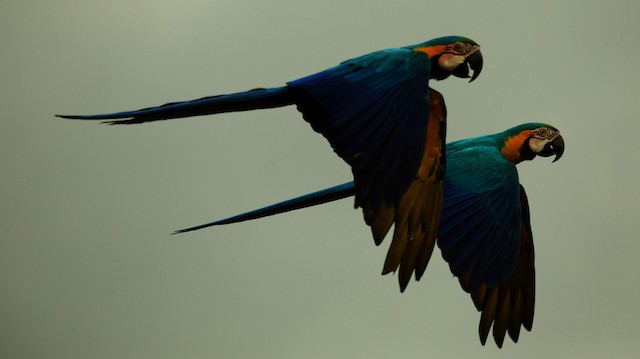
<box><xmin>57</xmin><ymin>87</ymin><xmax>296</xmax><ymax>125</ymax></box>
<box><xmin>173</xmin><ymin>182</ymin><xmax>355</xmax><ymax>234</ymax></box>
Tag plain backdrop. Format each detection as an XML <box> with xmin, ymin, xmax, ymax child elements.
<box><xmin>2</xmin><ymin>1</ymin><xmax>639</xmax><ymax>358</ymax></box>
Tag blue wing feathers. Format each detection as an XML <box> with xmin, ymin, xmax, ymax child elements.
<box><xmin>439</xmin><ymin>200</ymin><xmax>487</xmax><ymax>244</ymax></box>
<box><xmin>452</xmin><ymin>221</ymin><xmax>497</xmax><ymax>273</ymax></box>
<box><xmin>342</xmin><ymin>107</ymin><xmax>396</xmax><ymax>158</ymax></box>
<box><xmin>438</xmin><ymin>145</ymin><xmax>522</xmax><ymax>290</ymax></box>
<box><xmin>447</xmin><ymin>211</ymin><xmax>495</xmax><ymax>263</ymax></box>
<box><xmin>288</xmin><ymin>49</ymin><xmax>431</xmax><ymax>209</ymax></box>
<box><xmin>332</xmin><ymin>94</ymin><xmax>389</xmax><ymax>145</ymax></box>
<box><xmin>60</xmin><ymin>46</ymin><xmax>435</xmax><ymax>216</ymax></box>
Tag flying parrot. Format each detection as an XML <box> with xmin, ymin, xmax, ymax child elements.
<box><xmin>58</xmin><ymin>36</ymin><xmax>482</xmax><ymax>289</ymax></box>
<box><xmin>172</xmin><ymin>123</ymin><xmax>565</xmax><ymax>347</ymax></box>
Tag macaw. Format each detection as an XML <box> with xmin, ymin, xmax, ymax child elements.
<box><xmin>173</xmin><ymin>123</ymin><xmax>565</xmax><ymax>347</ymax></box>
<box><xmin>58</xmin><ymin>36</ymin><xmax>482</xmax><ymax>291</ymax></box>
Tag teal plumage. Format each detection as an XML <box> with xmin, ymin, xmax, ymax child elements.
<box><xmin>58</xmin><ymin>37</ymin><xmax>567</xmax><ymax>348</ymax></box>
<box><xmin>177</xmin><ymin>124</ymin><xmax>564</xmax><ymax>347</ymax></box>
<box><xmin>439</xmin><ymin>131</ymin><xmax>525</xmax><ymax>290</ymax></box>
<box><xmin>288</xmin><ymin>47</ymin><xmax>433</xmax><ymax>209</ymax></box>
<box><xmin>58</xmin><ymin>36</ymin><xmax>483</xmax><ymax>304</ymax></box>
<box><xmin>437</xmin><ymin>123</ymin><xmax>562</xmax><ymax>346</ymax></box>
<box><xmin>58</xmin><ymin>36</ymin><xmax>482</xmax><ymax>215</ymax></box>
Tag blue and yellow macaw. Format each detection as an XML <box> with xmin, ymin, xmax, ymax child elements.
<box><xmin>58</xmin><ymin>36</ymin><xmax>482</xmax><ymax>288</ymax></box>
<box><xmin>173</xmin><ymin>123</ymin><xmax>565</xmax><ymax>347</ymax></box>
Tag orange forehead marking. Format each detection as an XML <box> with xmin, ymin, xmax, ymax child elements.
<box><xmin>501</xmin><ymin>130</ymin><xmax>531</xmax><ymax>164</ymax></box>
<box><xmin>414</xmin><ymin>45</ymin><xmax>447</xmax><ymax>59</ymax></box>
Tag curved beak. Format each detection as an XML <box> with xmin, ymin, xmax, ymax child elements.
<box><xmin>452</xmin><ymin>49</ymin><xmax>483</xmax><ymax>82</ymax></box>
<box><xmin>538</xmin><ymin>134</ymin><xmax>565</xmax><ymax>162</ymax></box>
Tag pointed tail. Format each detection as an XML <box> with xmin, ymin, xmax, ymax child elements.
<box><xmin>57</xmin><ymin>87</ymin><xmax>296</xmax><ymax>125</ymax></box>
<box><xmin>173</xmin><ymin>182</ymin><xmax>355</xmax><ymax>234</ymax></box>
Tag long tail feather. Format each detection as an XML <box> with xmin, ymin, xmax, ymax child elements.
<box><xmin>173</xmin><ymin>182</ymin><xmax>355</xmax><ymax>234</ymax></box>
<box><xmin>57</xmin><ymin>87</ymin><xmax>296</xmax><ymax>125</ymax></box>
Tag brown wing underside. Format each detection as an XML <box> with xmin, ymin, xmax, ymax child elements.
<box><xmin>363</xmin><ymin>89</ymin><xmax>447</xmax><ymax>292</ymax></box>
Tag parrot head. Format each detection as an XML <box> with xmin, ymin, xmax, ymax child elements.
<box><xmin>500</xmin><ymin>123</ymin><xmax>565</xmax><ymax>163</ymax></box>
<box><xmin>529</xmin><ymin>125</ymin><xmax>565</xmax><ymax>162</ymax></box>
<box><xmin>414</xmin><ymin>36</ymin><xmax>484</xmax><ymax>82</ymax></box>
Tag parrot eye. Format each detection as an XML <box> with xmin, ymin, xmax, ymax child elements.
<box><xmin>453</xmin><ymin>43</ymin><xmax>464</xmax><ymax>52</ymax></box>
<box><xmin>538</xmin><ymin>128</ymin><xmax>549</xmax><ymax>136</ymax></box>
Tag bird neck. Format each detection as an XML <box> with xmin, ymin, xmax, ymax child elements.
<box><xmin>501</xmin><ymin>131</ymin><xmax>533</xmax><ymax>164</ymax></box>
<box><xmin>413</xmin><ymin>45</ymin><xmax>447</xmax><ymax>59</ymax></box>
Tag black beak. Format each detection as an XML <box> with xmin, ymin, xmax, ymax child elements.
<box><xmin>452</xmin><ymin>50</ymin><xmax>483</xmax><ymax>82</ymax></box>
<box><xmin>538</xmin><ymin>134</ymin><xmax>565</xmax><ymax>162</ymax></box>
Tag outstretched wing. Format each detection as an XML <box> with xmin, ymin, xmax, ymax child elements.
<box><xmin>438</xmin><ymin>144</ymin><xmax>521</xmax><ymax>290</ymax></box>
<box><xmin>176</xmin><ymin>85</ymin><xmax>447</xmax><ymax>293</ymax></box>
<box><xmin>363</xmin><ymin>89</ymin><xmax>446</xmax><ymax>291</ymax></box>
<box><xmin>437</xmin><ymin>144</ymin><xmax>533</xmax><ymax>347</ymax></box>
<box><xmin>288</xmin><ymin>48</ymin><xmax>432</xmax><ymax>212</ymax></box>
<box><xmin>466</xmin><ymin>185</ymin><xmax>535</xmax><ymax>347</ymax></box>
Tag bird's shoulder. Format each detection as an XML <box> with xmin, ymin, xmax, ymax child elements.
<box><xmin>340</xmin><ymin>47</ymin><xmax>431</xmax><ymax>74</ymax></box>
<box><xmin>446</xmin><ymin>141</ymin><xmax>518</xmax><ymax>191</ymax></box>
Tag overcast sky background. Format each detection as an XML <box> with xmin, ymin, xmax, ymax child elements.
<box><xmin>2</xmin><ymin>1</ymin><xmax>640</xmax><ymax>358</ymax></box>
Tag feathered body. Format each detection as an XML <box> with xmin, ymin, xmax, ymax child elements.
<box><xmin>59</xmin><ymin>36</ymin><xmax>481</xmax><ymax>212</ymax></box>
<box><xmin>178</xmin><ymin>123</ymin><xmax>564</xmax><ymax>347</ymax></box>
<box><xmin>59</xmin><ymin>36</ymin><xmax>483</xmax><ymax>293</ymax></box>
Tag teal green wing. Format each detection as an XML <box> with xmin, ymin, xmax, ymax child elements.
<box><xmin>438</xmin><ymin>144</ymin><xmax>521</xmax><ymax>290</ymax></box>
<box><xmin>468</xmin><ymin>185</ymin><xmax>535</xmax><ymax>347</ymax></box>
<box><xmin>438</xmin><ymin>143</ymin><xmax>534</xmax><ymax>347</ymax></box>
<box><xmin>288</xmin><ymin>48</ymin><xmax>432</xmax><ymax>211</ymax></box>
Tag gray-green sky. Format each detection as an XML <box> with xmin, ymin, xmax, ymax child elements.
<box><xmin>2</xmin><ymin>1</ymin><xmax>639</xmax><ymax>358</ymax></box>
